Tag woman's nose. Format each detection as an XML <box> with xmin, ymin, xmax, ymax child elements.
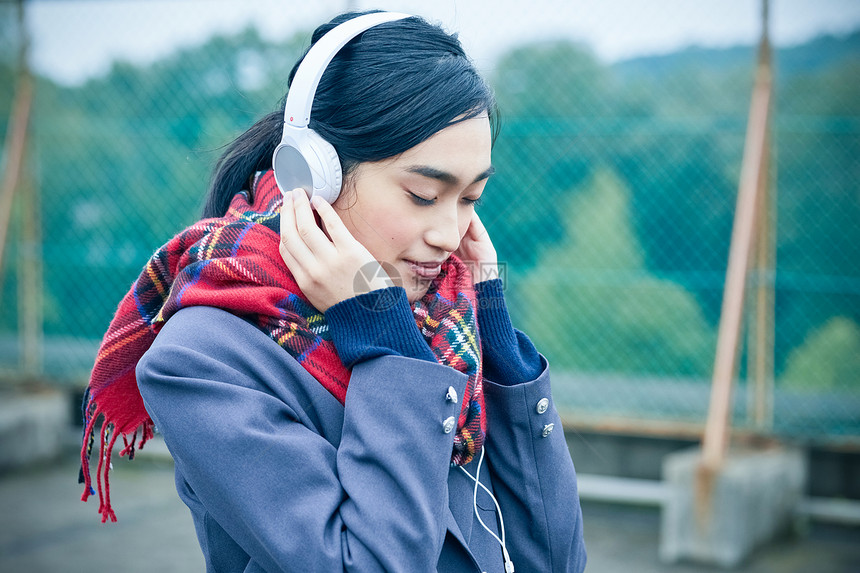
<box><xmin>424</xmin><ymin>207</ymin><xmax>463</xmax><ymax>253</ymax></box>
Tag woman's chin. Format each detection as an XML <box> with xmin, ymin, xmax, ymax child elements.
<box><xmin>405</xmin><ymin>281</ymin><xmax>432</xmax><ymax>304</ymax></box>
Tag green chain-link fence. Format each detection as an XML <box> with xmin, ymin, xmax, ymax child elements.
<box><xmin>1</xmin><ymin>2</ymin><xmax>858</xmax><ymax>445</ymax></box>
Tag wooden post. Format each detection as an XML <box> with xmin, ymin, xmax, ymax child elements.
<box><xmin>18</xmin><ymin>146</ymin><xmax>42</xmax><ymax>375</ymax></box>
<box><xmin>0</xmin><ymin>0</ymin><xmax>33</xmax><ymax>290</ymax></box>
<box><xmin>700</xmin><ymin>0</ymin><xmax>773</xmax><ymax>473</ymax></box>
<box><xmin>0</xmin><ymin>0</ymin><xmax>41</xmax><ymax>376</ymax></box>
<box><xmin>748</xmin><ymin>116</ymin><xmax>775</xmax><ymax>431</ymax></box>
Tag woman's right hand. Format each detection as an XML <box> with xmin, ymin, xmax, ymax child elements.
<box><xmin>279</xmin><ymin>188</ymin><xmax>394</xmax><ymax>313</ymax></box>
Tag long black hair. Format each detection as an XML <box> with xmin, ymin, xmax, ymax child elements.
<box><xmin>202</xmin><ymin>11</ymin><xmax>499</xmax><ymax>218</ymax></box>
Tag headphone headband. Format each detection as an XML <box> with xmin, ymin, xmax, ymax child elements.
<box><xmin>283</xmin><ymin>12</ymin><xmax>410</xmax><ymax>131</ymax></box>
<box><xmin>273</xmin><ymin>11</ymin><xmax>411</xmax><ymax>203</ymax></box>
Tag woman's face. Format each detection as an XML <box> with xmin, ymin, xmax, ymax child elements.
<box><xmin>333</xmin><ymin>114</ymin><xmax>493</xmax><ymax>303</ymax></box>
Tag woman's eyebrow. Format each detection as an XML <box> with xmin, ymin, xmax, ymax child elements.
<box><xmin>406</xmin><ymin>165</ymin><xmax>495</xmax><ymax>186</ymax></box>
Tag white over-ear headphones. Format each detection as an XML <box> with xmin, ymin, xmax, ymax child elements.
<box><xmin>272</xmin><ymin>11</ymin><xmax>410</xmax><ymax>203</ymax></box>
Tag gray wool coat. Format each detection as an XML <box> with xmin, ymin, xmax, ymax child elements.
<box><xmin>137</xmin><ymin>306</ymin><xmax>587</xmax><ymax>572</ymax></box>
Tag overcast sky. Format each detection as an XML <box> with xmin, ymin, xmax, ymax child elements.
<box><xmin>24</xmin><ymin>0</ymin><xmax>860</xmax><ymax>85</ymax></box>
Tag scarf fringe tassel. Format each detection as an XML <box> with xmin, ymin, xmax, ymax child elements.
<box><xmin>79</xmin><ymin>401</ymin><xmax>154</xmax><ymax>523</ymax></box>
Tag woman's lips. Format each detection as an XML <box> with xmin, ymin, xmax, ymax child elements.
<box><xmin>406</xmin><ymin>260</ymin><xmax>443</xmax><ymax>280</ymax></box>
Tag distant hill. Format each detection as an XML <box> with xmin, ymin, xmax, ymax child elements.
<box><xmin>612</xmin><ymin>29</ymin><xmax>860</xmax><ymax>84</ymax></box>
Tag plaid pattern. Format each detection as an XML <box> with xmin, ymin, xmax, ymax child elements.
<box><xmin>80</xmin><ymin>170</ymin><xmax>485</xmax><ymax>522</ymax></box>
<box><xmin>414</xmin><ymin>283</ymin><xmax>484</xmax><ymax>466</ymax></box>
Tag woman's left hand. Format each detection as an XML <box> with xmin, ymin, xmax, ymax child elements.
<box><xmin>454</xmin><ymin>210</ymin><xmax>499</xmax><ymax>284</ymax></box>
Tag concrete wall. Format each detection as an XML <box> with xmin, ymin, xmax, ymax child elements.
<box><xmin>0</xmin><ymin>389</ymin><xmax>70</xmax><ymax>473</ymax></box>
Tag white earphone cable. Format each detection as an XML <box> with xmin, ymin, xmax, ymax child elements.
<box><xmin>459</xmin><ymin>448</ymin><xmax>515</xmax><ymax>573</ymax></box>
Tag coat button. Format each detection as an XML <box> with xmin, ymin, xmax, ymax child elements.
<box><xmin>536</xmin><ymin>397</ymin><xmax>549</xmax><ymax>414</ymax></box>
<box><xmin>442</xmin><ymin>416</ymin><xmax>456</xmax><ymax>434</ymax></box>
<box><xmin>446</xmin><ymin>386</ymin><xmax>458</xmax><ymax>404</ymax></box>
<box><xmin>541</xmin><ymin>423</ymin><xmax>555</xmax><ymax>438</ymax></box>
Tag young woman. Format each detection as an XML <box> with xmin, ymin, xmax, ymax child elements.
<box><xmin>80</xmin><ymin>11</ymin><xmax>586</xmax><ymax>572</ymax></box>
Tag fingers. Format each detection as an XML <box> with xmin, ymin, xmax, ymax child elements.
<box><xmin>467</xmin><ymin>209</ymin><xmax>489</xmax><ymax>240</ymax></box>
<box><xmin>292</xmin><ymin>189</ymin><xmax>335</xmax><ymax>256</ymax></box>
<box><xmin>278</xmin><ymin>189</ymin><xmax>384</xmax><ymax>312</ymax></box>
<box><xmin>310</xmin><ymin>195</ymin><xmax>356</xmax><ymax>248</ymax></box>
<box><xmin>454</xmin><ymin>209</ymin><xmax>498</xmax><ymax>284</ymax></box>
<box><xmin>279</xmin><ymin>191</ymin><xmax>321</xmax><ymax>278</ymax></box>
<box><xmin>280</xmin><ymin>189</ymin><xmax>333</xmax><ymax>267</ymax></box>
<box><xmin>278</xmin><ymin>238</ymin><xmax>303</xmax><ymax>280</ymax></box>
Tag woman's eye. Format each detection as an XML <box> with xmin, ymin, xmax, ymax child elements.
<box><xmin>463</xmin><ymin>196</ymin><xmax>483</xmax><ymax>207</ymax></box>
<box><xmin>408</xmin><ymin>192</ymin><xmax>435</xmax><ymax>206</ymax></box>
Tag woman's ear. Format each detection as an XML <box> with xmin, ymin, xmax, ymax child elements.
<box><xmin>332</xmin><ymin>170</ymin><xmax>359</xmax><ymax>211</ymax></box>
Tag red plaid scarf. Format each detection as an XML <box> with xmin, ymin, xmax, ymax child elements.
<box><xmin>80</xmin><ymin>170</ymin><xmax>486</xmax><ymax>523</ymax></box>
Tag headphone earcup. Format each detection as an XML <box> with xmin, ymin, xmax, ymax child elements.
<box><xmin>272</xmin><ymin>127</ymin><xmax>343</xmax><ymax>204</ymax></box>
<box><xmin>305</xmin><ymin>129</ymin><xmax>343</xmax><ymax>203</ymax></box>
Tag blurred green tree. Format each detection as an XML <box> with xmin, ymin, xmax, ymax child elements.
<box><xmin>519</xmin><ymin>168</ymin><xmax>715</xmax><ymax>376</ymax></box>
<box><xmin>484</xmin><ymin>41</ymin><xmax>610</xmax><ymax>270</ymax></box>
<box><xmin>35</xmin><ymin>27</ymin><xmax>307</xmax><ymax>336</ymax></box>
<box><xmin>782</xmin><ymin>316</ymin><xmax>860</xmax><ymax>391</ymax></box>
<box><xmin>773</xmin><ymin>55</ymin><xmax>860</xmax><ymax>371</ymax></box>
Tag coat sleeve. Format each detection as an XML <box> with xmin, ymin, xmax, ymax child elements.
<box><xmin>483</xmin><ymin>355</ymin><xmax>588</xmax><ymax>573</ymax></box>
<box><xmin>136</xmin><ymin>306</ymin><xmax>469</xmax><ymax>573</ymax></box>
